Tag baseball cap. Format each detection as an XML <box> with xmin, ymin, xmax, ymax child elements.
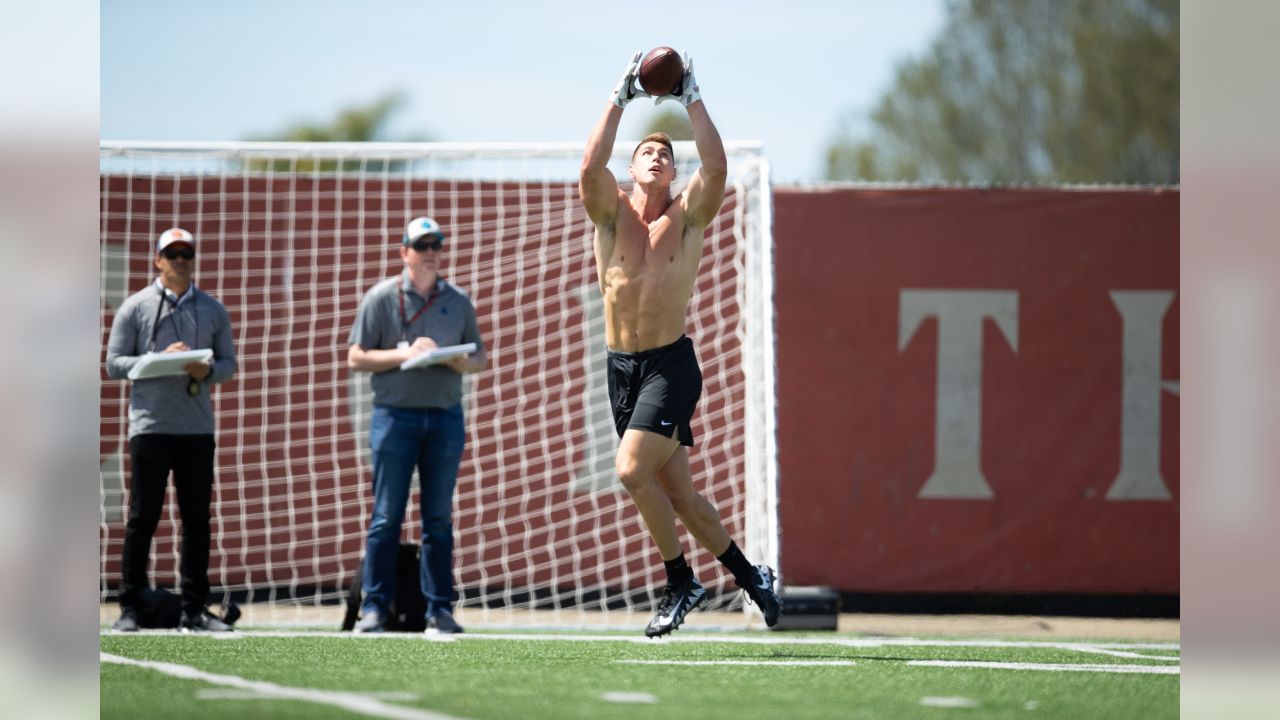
<box><xmin>157</xmin><ymin>227</ymin><xmax>196</xmax><ymax>253</ymax></box>
<box><xmin>403</xmin><ymin>217</ymin><xmax>445</xmax><ymax>246</ymax></box>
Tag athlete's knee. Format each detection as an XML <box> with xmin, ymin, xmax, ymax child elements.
<box><xmin>616</xmin><ymin>458</ymin><xmax>655</xmax><ymax>495</ymax></box>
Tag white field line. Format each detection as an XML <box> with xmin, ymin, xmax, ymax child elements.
<box><xmin>909</xmin><ymin>660</ymin><xmax>1180</xmax><ymax>675</ymax></box>
<box><xmin>199</xmin><ymin>690</ymin><xmax>421</xmax><ymax>702</ymax></box>
<box><xmin>1059</xmin><ymin>645</ymin><xmax>1180</xmax><ymax>661</ymax></box>
<box><xmin>618</xmin><ymin>659</ymin><xmax>857</xmax><ymax>667</ymax></box>
<box><xmin>106</xmin><ymin>629</ymin><xmax>1178</xmax><ymax>653</ymax></box>
<box><xmin>451</xmin><ymin>633</ymin><xmax>1182</xmax><ymax>653</ymax></box>
<box><xmin>600</xmin><ymin>691</ymin><xmax>657</xmax><ymax>704</ymax></box>
<box><xmin>919</xmin><ymin>696</ymin><xmax>980</xmax><ymax>708</ymax></box>
<box><xmin>100</xmin><ymin>653</ymin><xmax>467</xmax><ymax>720</ymax></box>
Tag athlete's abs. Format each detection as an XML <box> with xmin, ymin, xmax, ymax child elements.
<box><xmin>597</xmin><ymin>198</ymin><xmax>699</xmax><ymax>352</ymax></box>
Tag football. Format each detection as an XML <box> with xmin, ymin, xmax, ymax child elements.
<box><xmin>638</xmin><ymin>47</ymin><xmax>684</xmax><ymax>97</ymax></box>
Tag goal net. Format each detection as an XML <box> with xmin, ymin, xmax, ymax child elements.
<box><xmin>99</xmin><ymin>140</ymin><xmax>777</xmax><ymax>624</ymax></box>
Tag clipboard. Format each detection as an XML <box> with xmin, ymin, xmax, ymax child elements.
<box><xmin>126</xmin><ymin>349</ymin><xmax>214</xmax><ymax>380</ymax></box>
<box><xmin>399</xmin><ymin>343</ymin><xmax>477</xmax><ymax>371</ymax></box>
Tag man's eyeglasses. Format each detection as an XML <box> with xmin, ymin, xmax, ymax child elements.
<box><xmin>161</xmin><ymin>247</ymin><xmax>196</xmax><ymax>260</ymax></box>
<box><xmin>410</xmin><ymin>239</ymin><xmax>444</xmax><ymax>253</ymax></box>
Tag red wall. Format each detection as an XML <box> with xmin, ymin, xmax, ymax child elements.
<box><xmin>773</xmin><ymin>188</ymin><xmax>1179</xmax><ymax>594</ymax></box>
<box><xmin>101</xmin><ymin>178</ymin><xmax>1178</xmax><ymax>597</ymax></box>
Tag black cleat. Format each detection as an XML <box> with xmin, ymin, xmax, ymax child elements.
<box><xmin>645</xmin><ymin>577</ymin><xmax>706</xmax><ymax>638</ymax></box>
<box><xmin>739</xmin><ymin>565</ymin><xmax>782</xmax><ymax>627</ymax></box>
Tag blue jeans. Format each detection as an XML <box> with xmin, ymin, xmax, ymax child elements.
<box><xmin>362</xmin><ymin>403</ymin><xmax>465</xmax><ymax>619</ymax></box>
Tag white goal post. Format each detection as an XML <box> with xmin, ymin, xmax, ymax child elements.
<box><xmin>99</xmin><ymin>140</ymin><xmax>778</xmax><ymax>624</ymax></box>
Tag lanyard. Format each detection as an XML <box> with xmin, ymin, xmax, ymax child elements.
<box><xmin>398</xmin><ymin>282</ymin><xmax>441</xmax><ymax>343</ymax></box>
<box><xmin>148</xmin><ymin>286</ymin><xmax>204</xmax><ymax>396</ymax></box>
<box><xmin>149</xmin><ymin>286</ymin><xmax>197</xmax><ymax>352</ymax></box>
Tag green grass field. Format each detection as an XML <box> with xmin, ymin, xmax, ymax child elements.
<box><xmin>101</xmin><ymin>628</ymin><xmax>1178</xmax><ymax>719</ymax></box>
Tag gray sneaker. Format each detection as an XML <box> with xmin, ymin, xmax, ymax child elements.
<box><xmin>354</xmin><ymin>609</ymin><xmax>385</xmax><ymax>633</ymax></box>
<box><xmin>180</xmin><ymin>610</ymin><xmax>233</xmax><ymax>632</ymax></box>
<box><xmin>112</xmin><ymin>609</ymin><xmax>139</xmax><ymax>632</ymax></box>
<box><xmin>426</xmin><ymin>609</ymin><xmax>463</xmax><ymax>635</ymax></box>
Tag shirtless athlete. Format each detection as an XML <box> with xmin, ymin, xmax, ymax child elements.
<box><xmin>578</xmin><ymin>50</ymin><xmax>782</xmax><ymax>637</ymax></box>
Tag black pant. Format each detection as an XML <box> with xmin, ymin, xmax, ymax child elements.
<box><xmin>120</xmin><ymin>433</ymin><xmax>216</xmax><ymax>617</ymax></box>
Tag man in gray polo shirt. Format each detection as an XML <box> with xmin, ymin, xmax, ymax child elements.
<box><xmin>348</xmin><ymin>216</ymin><xmax>487</xmax><ymax>634</ymax></box>
<box><xmin>105</xmin><ymin>227</ymin><xmax>238</xmax><ymax>632</ymax></box>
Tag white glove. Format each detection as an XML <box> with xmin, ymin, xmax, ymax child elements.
<box><xmin>609</xmin><ymin>50</ymin><xmax>650</xmax><ymax>108</ymax></box>
<box><xmin>657</xmin><ymin>53</ymin><xmax>702</xmax><ymax>108</ymax></box>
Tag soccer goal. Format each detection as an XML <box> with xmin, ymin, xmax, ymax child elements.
<box><xmin>99</xmin><ymin>140</ymin><xmax>778</xmax><ymax>625</ymax></box>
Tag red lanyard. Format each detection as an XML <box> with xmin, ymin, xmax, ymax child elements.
<box><xmin>398</xmin><ymin>283</ymin><xmax>440</xmax><ymax>341</ymax></box>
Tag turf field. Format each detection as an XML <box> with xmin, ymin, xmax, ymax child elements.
<box><xmin>100</xmin><ymin>627</ymin><xmax>1178</xmax><ymax>719</ymax></box>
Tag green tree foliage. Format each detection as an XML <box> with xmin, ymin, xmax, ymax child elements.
<box><xmin>641</xmin><ymin>108</ymin><xmax>694</xmax><ymax>141</ymax></box>
<box><xmin>266</xmin><ymin>92</ymin><xmax>407</xmax><ymax>142</ymax></box>
<box><xmin>246</xmin><ymin>92</ymin><xmax>420</xmax><ymax>172</ymax></box>
<box><xmin>824</xmin><ymin>0</ymin><xmax>1178</xmax><ymax>184</ymax></box>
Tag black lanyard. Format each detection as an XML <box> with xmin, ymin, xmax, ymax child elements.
<box><xmin>398</xmin><ymin>282</ymin><xmax>441</xmax><ymax>343</ymax></box>
<box><xmin>149</xmin><ymin>285</ymin><xmax>197</xmax><ymax>352</ymax></box>
<box><xmin>149</xmin><ymin>286</ymin><xmax>203</xmax><ymax>397</ymax></box>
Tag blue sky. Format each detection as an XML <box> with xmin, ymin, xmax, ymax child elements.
<box><xmin>101</xmin><ymin>0</ymin><xmax>946</xmax><ymax>182</ymax></box>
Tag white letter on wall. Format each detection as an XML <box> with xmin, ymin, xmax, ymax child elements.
<box><xmin>900</xmin><ymin>290</ymin><xmax>1019</xmax><ymax>499</ymax></box>
<box><xmin>1107</xmin><ymin>290</ymin><xmax>1175</xmax><ymax>500</ymax></box>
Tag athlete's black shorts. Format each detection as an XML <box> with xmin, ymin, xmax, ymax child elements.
<box><xmin>606</xmin><ymin>335</ymin><xmax>702</xmax><ymax>447</ymax></box>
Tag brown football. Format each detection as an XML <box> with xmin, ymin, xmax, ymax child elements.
<box><xmin>637</xmin><ymin>47</ymin><xmax>684</xmax><ymax>97</ymax></box>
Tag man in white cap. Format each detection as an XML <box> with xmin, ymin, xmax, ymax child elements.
<box><xmin>347</xmin><ymin>216</ymin><xmax>487</xmax><ymax>634</ymax></box>
<box><xmin>105</xmin><ymin>227</ymin><xmax>238</xmax><ymax>631</ymax></box>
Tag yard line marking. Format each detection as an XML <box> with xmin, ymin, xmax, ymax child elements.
<box><xmin>198</xmin><ymin>690</ymin><xmax>421</xmax><ymax>702</ymax></box>
<box><xmin>138</xmin><ymin>629</ymin><xmax>1176</xmax><ymax>653</ymax></box>
<box><xmin>617</xmin><ymin>660</ymin><xmax>856</xmax><ymax>667</ymax></box>
<box><xmin>448</xmin><ymin>633</ymin><xmax>1182</xmax><ymax>654</ymax></box>
<box><xmin>919</xmin><ymin>696</ymin><xmax>980</xmax><ymax>708</ymax></box>
<box><xmin>1061</xmin><ymin>645</ymin><xmax>1180</xmax><ymax>661</ymax></box>
<box><xmin>101</xmin><ymin>652</ymin><xmax>467</xmax><ymax>720</ymax></box>
<box><xmin>909</xmin><ymin>660</ymin><xmax>1180</xmax><ymax>675</ymax></box>
<box><xmin>600</xmin><ymin>691</ymin><xmax>657</xmax><ymax>703</ymax></box>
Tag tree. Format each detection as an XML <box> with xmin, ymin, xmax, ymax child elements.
<box><xmin>641</xmin><ymin>108</ymin><xmax>693</xmax><ymax>141</ymax></box>
<box><xmin>246</xmin><ymin>92</ymin><xmax>422</xmax><ymax>172</ymax></box>
<box><xmin>824</xmin><ymin>0</ymin><xmax>1178</xmax><ymax>184</ymax></box>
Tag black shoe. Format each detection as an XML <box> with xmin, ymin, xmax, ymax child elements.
<box><xmin>354</xmin><ymin>609</ymin><xmax>385</xmax><ymax>633</ymax></box>
<box><xmin>112</xmin><ymin>609</ymin><xmax>139</xmax><ymax>632</ymax></box>
<box><xmin>645</xmin><ymin>577</ymin><xmax>706</xmax><ymax>638</ymax></box>
<box><xmin>180</xmin><ymin>610</ymin><xmax>233</xmax><ymax>633</ymax></box>
<box><xmin>425</xmin><ymin>609</ymin><xmax>464</xmax><ymax>635</ymax></box>
<box><xmin>739</xmin><ymin>564</ymin><xmax>782</xmax><ymax>627</ymax></box>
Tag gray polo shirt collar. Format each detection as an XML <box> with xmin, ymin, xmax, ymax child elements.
<box><xmin>153</xmin><ymin>277</ymin><xmax>195</xmax><ymax>306</ymax></box>
<box><xmin>399</xmin><ymin>271</ymin><xmax>445</xmax><ymax>299</ymax></box>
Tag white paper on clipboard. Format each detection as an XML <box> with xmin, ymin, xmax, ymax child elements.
<box><xmin>399</xmin><ymin>343</ymin><xmax>477</xmax><ymax>371</ymax></box>
<box><xmin>126</xmin><ymin>349</ymin><xmax>214</xmax><ymax>380</ymax></box>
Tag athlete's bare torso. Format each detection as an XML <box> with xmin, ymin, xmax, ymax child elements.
<box><xmin>594</xmin><ymin>189</ymin><xmax>702</xmax><ymax>352</ymax></box>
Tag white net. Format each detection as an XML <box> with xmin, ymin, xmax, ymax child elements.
<box><xmin>99</xmin><ymin>140</ymin><xmax>777</xmax><ymax>624</ymax></box>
